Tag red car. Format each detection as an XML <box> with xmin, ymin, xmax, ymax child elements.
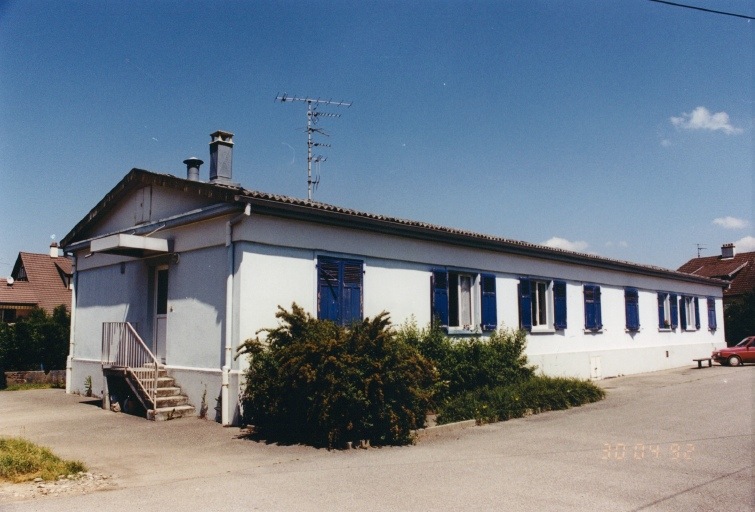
<box><xmin>712</xmin><ymin>336</ymin><xmax>755</xmax><ymax>366</ymax></box>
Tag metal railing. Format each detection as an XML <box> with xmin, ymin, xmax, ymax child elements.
<box><xmin>102</xmin><ymin>322</ymin><xmax>159</xmax><ymax>411</ymax></box>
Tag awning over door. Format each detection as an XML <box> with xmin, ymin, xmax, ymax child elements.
<box><xmin>90</xmin><ymin>234</ymin><xmax>170</xmax><ymax>258</ymax></box>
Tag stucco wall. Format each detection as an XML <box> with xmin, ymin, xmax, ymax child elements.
<box><xmin>234</xmin><ymin>214</ymin><xmax>725</xmax><ymax>379</ymax></box>
<box><xmin>165</xmin><ymin>245</ymin><xmax>227</xmax><ymax>368</ymax></box>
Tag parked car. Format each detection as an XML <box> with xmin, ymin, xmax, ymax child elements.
<box><xmin>712</xmin><ymin>336</ymin><xmax>755</xmax><ymax>366</ymax></box>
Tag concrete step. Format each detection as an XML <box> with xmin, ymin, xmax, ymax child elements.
<box><xmin>155</xmin><ymin>395</ymin><xmax>189</xmax><ymax>408</ymax></box>
<box><xmin>139</xmin><ymin>376</ymin><xmax>176</xmax><ymax>388</ymax></box>
<box><xmin>148</xmin><ymin>405</ymin><xmax>196</xmax><ymax>421</ymax></box>
<box><xmin>155</xmin><ymin>386</ymin><xmax>182</xmax><ymax>397</ymax></box>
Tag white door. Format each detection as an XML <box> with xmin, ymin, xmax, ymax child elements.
<box><xmin>154</xmin><ymin>266</ymin><xmax>168</xmax><ymax>363</ymax></box>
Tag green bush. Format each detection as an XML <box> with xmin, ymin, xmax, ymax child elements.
<box><xmin>397</xmin><ymin>320</ymin><xmax>534</xmax><ymax>405</ymax></box>
<box><xmin>0</xmin><ymin>306</ymin><xmax>70</xmax><ymax>373</ymax></box>
<box><xmin>437</xmin><ymin>376</ymin><xmax>606</xmax><ymax>424</ymax></box>
<box><xmin>237</xmin><ymin>304</ymin><xmax>436</xmax><ymax>448</ymax></box>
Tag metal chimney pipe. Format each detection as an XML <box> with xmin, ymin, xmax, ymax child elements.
<box><xmin>183</xmin><ymin>157</ymin><xmax>204</xmax><ymax>181</ymax></box>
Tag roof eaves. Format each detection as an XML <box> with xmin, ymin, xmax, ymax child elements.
<box><xmin>235</xmin><ymin>193</ymin><xmax>725</xmax><ymax>287</ymax></box>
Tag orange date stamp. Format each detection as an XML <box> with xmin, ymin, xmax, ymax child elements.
<box><xmin>601</xmin><ymin>443</ymin><xmax>695</xmax><ymax>460</ymax></box>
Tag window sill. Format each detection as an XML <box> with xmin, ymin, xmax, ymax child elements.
<box><xmin>584</xmin><ymin>329</ymin><xmax>603</xmax><ymax>334</ymax></box>
<box><xmin>625</xmin><ymin>328</ymin><xmax>640</xmax><ymax>333</ymax></box>
<box><xmin>658</xmin><ymin>328</ymin><xmax>674</xmax><ymax>332</ymax></box>
<box><xmin>447</xmin><ymin>327</ymin><xmax>481</xmax><ymax>336</ymax></box>
<box><xmin>529</xmin><ymin>326</ymin><xmax>556</xmax><ymax>334</ymax></box>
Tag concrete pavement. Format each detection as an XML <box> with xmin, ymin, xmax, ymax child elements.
<box><xmin>0</xmin><ymin>364</ymin><xmax>752</xmax><ymax>511</ymax></box>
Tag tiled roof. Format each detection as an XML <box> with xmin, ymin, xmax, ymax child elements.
<box><xmin>61</xmin><ymin>168</ymin><xmax>725</xmax><ymax>288</ymax></box>
<box><xmin>2</xmin><ymin>252</ymin><xmax>72</xmax><ymax>314</ymax></box>
<box><xmin>0</xmin><ymin>279</ymin><xmax>38</xmax><ymax>307</ymax></box>
<box><xmin>678</xmin><ymin>251</ymin><xmax>755</xmax><ymax>298</ymax></box>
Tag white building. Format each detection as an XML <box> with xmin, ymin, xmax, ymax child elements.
<box><xmin>60</xmin><ymin>131</ymin><xmax>726</xmax><ymax>424</ymax></box>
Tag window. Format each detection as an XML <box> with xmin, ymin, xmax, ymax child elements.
<box><xmin>707</xmin><ymin>297</ymin><xmax>717</xmax><ymax>331</ymax></box>
<box><xmin>657</xmin><ymin>292</ymin><xmax>678</xmax><ymax>330</ymax></box>
<box><xmin>680</xmin><ymin>296</ymin><xmax>700</xmax><ymax>331</ymax></box>
<box><xmin>625</xmin><ymin>288</ymin><xmax>639</xmax><ymax>331</ymax></box>
<box><xmin>318</xmin><ymin>256</ymin><xmax>363</xmax><ymax>326</ymax></box>
<box><xmin>583</xmin><ymin>285</ymin><xmax>602</xmax><ymax>331</ymax></box>
<box><xmin>432</xmin><ymin>270</ymin><xmax>496</xmax><ymax>331</ymax></box>
<box><xmin>519</xmin><ymin>278</ymin><xmax>567</xmax><ymax>331</ymax></box>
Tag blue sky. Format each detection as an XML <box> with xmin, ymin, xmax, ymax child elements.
<box><xmin>0</xmin><ymin>0</ymin><xmax>752</xmax><ymax>277</ymax></box>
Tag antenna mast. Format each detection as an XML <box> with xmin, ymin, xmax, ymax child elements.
<box><xmin>276</xmin><ymin>94</ymin><xmax>352</xmax><ymax>201</ymax></box>
<box><xmin>695</xmin><ymin>244</ymin><xmax>707</xmax><ymax>258</ymax></box>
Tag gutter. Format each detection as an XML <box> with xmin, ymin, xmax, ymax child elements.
<box><xmin>65</xmin><ymin>254</ymin><xmax>78</xmax><ymax>394</ymax></box>
<box><xmin>222</xmin><ymin>203</ymin><xmax>251</xmax><ymax>426</ymax></box>
<box><xmin>62</xmin><ymin>203</ymin><xmax>244</xmax><ymax>254</ymax></box>
<box><xmin>235</xmin><ymin>196</ymin><xmax>726</xmax><ymax>289</ymax></box>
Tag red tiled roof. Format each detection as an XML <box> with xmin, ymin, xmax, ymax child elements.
<box><xmin>2</xmin><ymin>252</ymin><xmax>72</xmax><ymax>314</ymax></box>
<box><xmin>678</xmin><ymin>251</ymin><xmax>755</xmax><ymax>299</ymax></box>
<box><xmin>0</xmin><ymin>279</ymin><xmax>38</xmax><ymax>307</ymax></box>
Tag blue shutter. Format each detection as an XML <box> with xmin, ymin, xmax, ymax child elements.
<box><xmin>584</xmin><ymin>285</ymin><xmax>601</xmax><ymax>331</ymax></box>
<box><xmin>694</xmin><ymin>297</ymin><xmax>700</xmax><ymax>330</ymax></box>
<box><xmin>519</xmin><ymin>278</ymin><xmax>532</xmax><ymax>331</ymax></box>
<box><xmin>554</xmin><ymin>280</ymin><xmax>567</xmax><ymax>329</ymax></box>
<box><xmin>707</xmin><ymin>298</ymin><xmax>717</xmax><ymax>330</ymax></box>
<box><xmin>480</xmin><ymin>274</ymin><xmax>497</xmax><ymax>331</ymax></box>
<box><xmin>595</xmin><ymin>286</ymin><xmax>602</xmax><ymax>329</ymax></box>
<box><xmin>318</xmin><ymin>257</ymin><xmax>362</xmax><ymax>326</ymax></box>
<box><xmin>625</xmin><ymin>288</ymin><xmax>639</xmax><ymax>331</ymax></box>
<box><xmin>657</xmin><ymin>293</ymin><xmax>666</xmax><ymax>328</ymax></box>
<box><xmin>342</xmin><ymin>260</ymin><xmax>363</xmax><ymax>326</ymax></box>
<box><xmin>318</xmin><ymin>258</ymin><xmax>341</xmax><ymax>323</ymax></box>
<box><xmin>680</xmin><ymin>296</ymin><xmax>688</xmax><ymax>329</ymax></box>
<box><xmin>670</xmin><ymin>294</ymin><xmax>678</xmax><ymax>329</ymax></box>
<box><xmin>431</xmin><ymin>270</ymin><xmax>449</xmax><ymax>328</ymax></box>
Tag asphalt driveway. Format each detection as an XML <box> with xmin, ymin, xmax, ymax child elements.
<box><xmin>1</xmin><ymin>365</ymin><xmax>752</xmax><ymax>511</ymax></box>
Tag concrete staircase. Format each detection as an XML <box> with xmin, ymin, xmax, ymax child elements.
<box><xmin>128</xmin><ymin>366</ymin><xmax>195</xmax><ymax>421</ymax></box>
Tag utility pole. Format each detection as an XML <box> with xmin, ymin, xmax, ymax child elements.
<box><xmin>276</xmin><ymin>94</ymin><xmax>352</xmax><ymax>201</ymax></box>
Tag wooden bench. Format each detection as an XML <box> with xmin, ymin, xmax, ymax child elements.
<box><xmin>693</xmin><ymin>358</ymin><xmax>712</xmax><ymax>369</ymax></box>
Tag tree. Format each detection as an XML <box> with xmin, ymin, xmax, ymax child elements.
<box><xmin>725</xmin><ymin>291</ymin><xmax>755</xmax><ymax>345</ymax></box>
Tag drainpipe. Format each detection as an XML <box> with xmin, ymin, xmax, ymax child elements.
<box><xmin>65</xmin><ymin>254</ymin><xmax>78</xmax><ymax>394</ymax></box>
<box><xmin>222</xmin><ymin>203</ymin><xmax>251</xmax><ymax>426</ymax></box>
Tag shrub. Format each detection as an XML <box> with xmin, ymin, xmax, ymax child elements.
<box><xmin>437</xmin><ymin>376</ymin><xmax>606</xmax><ymax>424</ymax></box>
<box><xmin>237</xmin><ymin>304</ymin><xmax>436</xmax><ymax>448</ymax></box>
<box><xmin>0</xmin><ymin>306</ymin><xmax>70</xmax><ymax>372</ymax></box>
<box><xmin>397</xmin><ymin>320</ymin><xmax>534</xmax><ymax>405</ymax></box>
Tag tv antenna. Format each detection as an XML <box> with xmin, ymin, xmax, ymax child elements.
<box><xmin>695</xmin><ymin>244</ymin><xmax>707</xmax><ymax>258</ymax></box>
<box><xmin>276</xmin><ymin>94</ymin><xmax>352</xmax><ymax>200</ymax></box>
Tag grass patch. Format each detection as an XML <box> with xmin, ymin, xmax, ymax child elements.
<box><xmin>1</xmin><ymin>382</ymin><xmax>64</xmax><ymax>392</ymax></box>
<box><xmin>0</xmin><ymin>437</ymin><xmax>86</xmax><ymax>483</ymax></box>
<box><xmin>437</xmin><ymin>376</ymin><xmax>606</xmax><ymax>425</ymax></box>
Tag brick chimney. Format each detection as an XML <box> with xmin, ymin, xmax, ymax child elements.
<box><xmin>209</xmin><ymin>130</ymin><xmax>234</xmax><ymax>184</ymax></box>
<box><xmin>721</xmin><ymin>243</ymin><xmax>735</xmax><ymax>259</ymax></box>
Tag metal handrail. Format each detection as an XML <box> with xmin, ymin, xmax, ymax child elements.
<box><xmin>102</xmin><ymin>322</ymin><xmax>159</xmax><ymax>413</ymax></box>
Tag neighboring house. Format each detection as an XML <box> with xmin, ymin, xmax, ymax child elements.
<box><xmin>678</xmin><ymin>243</ymin><xmax>755</xmax><ymax>306</ymax></box>
<box><xmin>0</xmin><ymin>245</ymin><xmax>72</xmax><ymax>322</ymax></box>
<box><xmin>60</xmin><ymin>130</ymin><xmax>726</xmax><ymax>424</ymax></box>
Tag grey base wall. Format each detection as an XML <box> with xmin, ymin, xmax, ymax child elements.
<box><xmin>68</xmin><ymin>359</ymin><xmax>242</xmax><ymax>424</ymax></box>
<box><xmin>529</xmin><ymin>342</ymin><xmax>720</xmax><ymax>379</ymax></box>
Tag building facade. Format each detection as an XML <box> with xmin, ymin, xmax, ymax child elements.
<box><xmin>61</xmin><ymin>131</ymin><xmax>726</xmax><ymax>424</ymax></box>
